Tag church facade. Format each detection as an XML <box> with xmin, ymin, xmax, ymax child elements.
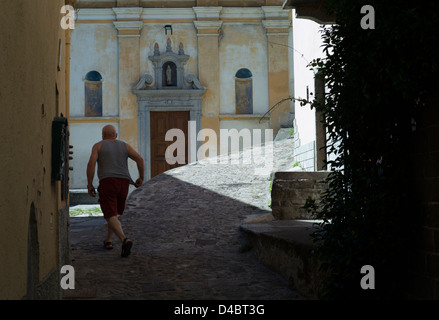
<box><xmin>69</xmin><ymin>0</ymin><xmax>295</xmax><ymax>187</ymax></box>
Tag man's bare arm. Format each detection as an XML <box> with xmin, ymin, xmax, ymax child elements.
<box><xmin>86</xmin><ymin>143</ymin><xmax>100</xmax><ymax>196</ymax></box>
<box><xmin>127</xmin><ymin>143</ymin><xmax>145</xmax><ymax>188</ymax></box>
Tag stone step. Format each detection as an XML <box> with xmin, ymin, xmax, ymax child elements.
<box><xmin>240</xmin><ymin>218</ymin><xmax>325</xmax><ymax>299</ymax></box>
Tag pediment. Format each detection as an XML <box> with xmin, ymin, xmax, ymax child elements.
<box><xmin>133</xmin><ymin>38</ymin><xmax>205</xmax><ymax>94</ymax></box>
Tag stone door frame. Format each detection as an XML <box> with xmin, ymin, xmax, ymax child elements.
<box><xmin>136</xmin><ymin>91</ymin><xmax>204</xmax><ymax>180</ymax></box>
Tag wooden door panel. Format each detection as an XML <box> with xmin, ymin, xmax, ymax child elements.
<box><xmin>150</xmin><ymin>111</ymin><xmax>190</xmax><ymax>178</ymax></box>
<box><xmin>151</xmin><ymin>113</ymin><xmax>168</xmax><ymax>140</ymax></box>
<box><xmin>170</xmin><ymin>112</ymin><xmax>189</xmax><ymax>165</ymax></box>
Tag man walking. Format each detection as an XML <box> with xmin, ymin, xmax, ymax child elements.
<box><xmin>86</xmin><ymin>125</ymin><xmax>145</xmax><ymax>257</ymax></box>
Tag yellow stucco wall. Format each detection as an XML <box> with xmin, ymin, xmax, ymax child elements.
<box><xmin>0</xmin><ymin>0</ymin><xmax>69</xmax><ymax>299</ymax></box>
<box><xmin>219</xmin><ymin>22</ymin><xmax>269</xmax><ymax>115</ymax></box>
<box><xmin>69</xmin><ymin>23</ymin><xmax>119</xmax><ymax>117</ymax></box>
<box><xmin>267</xmin><ymin>32</ymin><xmax>291</xmax><ymax>136</ymax></box>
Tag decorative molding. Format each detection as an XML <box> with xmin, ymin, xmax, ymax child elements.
<box><xmin>113</xmin><ymin>20</ymin><xmax>143</xmax><ymax>36</ymax></box>
<box><xmin>146</xmin><ymin>39</ymin><xmax>191</xmax><ymax>89</ymax></box>
<box><xmin>75</xmin><ymin>6</ymin><xmax>287</xmax><ymax>23</ymax></box>
<box><xmin>133</xmin><ymin>88</ymin><xmax>206</xmax><ymax>99</ymax></box>
<box><xmin>184</xmin><ymin>74</ymin><xmax>205</xmax><ymax>90</ymax></box>
<box><xmin>76</xmin><ymin>8</ymin><xmax>116</xmax><ymax>21</ymax></box>
<box><xmin>219</xmin><ymin>113</ymin><xmax>270</xmax><ymax>121</ymax></box>
<box><xmin>133</xmin><ymin>74</ymin><xmax>154</xmax><ymax>90</ymax></box>
<box><xmin>261</xmin><ymin>6</ymin><xmax>290</xmax><ymax>19</ymax></box>
<box><xmin>141</xmin><ymin>8</ymin><xmax>195</xmax><ymax>20</ymax></box>
<box><xmin>220</xmin><ymin>7</ymin><xmax>264</xmax><ymax>21</ymax></box>
<box><xmin>133</xmin><ymin>74</ymin><xmax>206</xmax><ymax>93</ymax></box>
<box><xmin>193</xmin><ymin>20</ymin><xmax>223</xmax><ymax>34</ymax></box>
<box><xmin>262</xmin><ymin>19</ymin><xmax>291</xmax><ymax>35</ymax></box>
<box><xmin>132</xmin><ymin>39</ymin><xmax>205</xmax><ymax>92</ymax></box>
<box><xmin>112</xmin><ymin>7</ymin><xmax>143</xmax><ymax>20</ymax></box>
<box><xmin>113</xmin><ymin>20</ymin><xmax>143</xmax><ymax>29</ymax></box>
<box><xmin>262</xmin><ymin>19</ymin><xmax>291</xmax><ymax>29</ymax></box>
<box><xmin>193</xmin><ymin>6</ymin><xmax>223</xmax><ymax>20</ymax></box>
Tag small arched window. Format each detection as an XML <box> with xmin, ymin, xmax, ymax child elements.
<box><xmin>84</xmin><ymin>71</ymin><xmax>103</xmax><ymax>117</ymax></box>
<box><xmin>235</xmin><ymin>68</ymin><xmax>253</xmax><ymax>114</ymax></box>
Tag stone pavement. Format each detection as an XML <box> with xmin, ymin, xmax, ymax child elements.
<box><xmin>65</xmin><ymin>132</ymin><xmax>307</xmax><ymax>300</ymax></box>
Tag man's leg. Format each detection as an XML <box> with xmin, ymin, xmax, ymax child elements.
<box><xmin>101</xmin><ymin>179</ymin><xmax>132</xmax><ymax>256</ymax></box>
<box><xmin>99</xmin><ymin>179</ymin><xmax>118</xmax><ymax>245</ymax></box>
<box><xmin>106</xmin><ymin>216</ymin><xmax>126</xmax><ymax>242</ymax></box>
<box><xmin>106</xmin><ymin>216</ymin><xmax>132</xmax><ymax>257</ymax></box>
<box><xmin>105</xmin><ymin>223</ymin><xmax>114</xmax><ymax>244</ymax></box>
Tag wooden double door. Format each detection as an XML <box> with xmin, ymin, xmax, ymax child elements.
<box><xmin>150</xmin><ymin>111</ymin><xmax>189</xmax><ymax>178</ymax></box>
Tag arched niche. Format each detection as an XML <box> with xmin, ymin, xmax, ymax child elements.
<box><xmin>235</xmin><ymin>68</ymin><xmax>253</xmax><ymax>114</ymax></box>
<box><xmin>162</xmin><ymin>61</ymin><xmax>177</xmax><ymax>87</ymax></box>
<box><xmin>84</xmin><ymin>70</ymin><xmax>103</xmax><ymax>117</ymax></box>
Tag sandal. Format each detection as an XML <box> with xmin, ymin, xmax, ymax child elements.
<box><xmin>103</xmin><ymin>241</ymin><xmax>113</xmax><ymax>250</ymax></box>
<box><xmin>121</xmin><ymin>238</ymin><xmax>132</xmax><ymax>257</ymax></box>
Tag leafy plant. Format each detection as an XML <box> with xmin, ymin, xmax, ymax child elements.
<box><xmin>303</xmin><ymin>0</ymin><xmax>439</xmax><ymax>299</ymax></box>
<box><xmin>289</xmin><ymin>127</ymin><xmax>294</xmax><ymax>137</ymax></box>
<box><xmin>292</xmin><ymin>161</ymin><xmax>304</xmax><ymax>170</ymax></box>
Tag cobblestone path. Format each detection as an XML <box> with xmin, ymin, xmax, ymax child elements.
<box><xmin>67</xmin><ymin>135</ymin><xmax>305</xmax><ymax>300</ymax></box>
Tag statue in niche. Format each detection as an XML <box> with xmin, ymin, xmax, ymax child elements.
<box><xmin>166</xmin><ymin>65</ymin><xmax>172</xmax><ymax>86</ymax></box>
<box><xmin>162</xmin><ymin>62</ymin><xmax>177</xmax><ymax>87</ymax></box>
<box><xmin>154</xmin><ymin>43</ymin><xmax>160</xmax><ymax>56</ymax></box>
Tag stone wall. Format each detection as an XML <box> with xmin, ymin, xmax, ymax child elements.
<box><xmin>271</xmin><ymin>171</ymin><xmax>329</xmax><ymax>220</ymax></box>
<box><xmin>241</xmin><ymin>220</ymin><xmax>324</xmax><ymax>299</ymax></box>
<box><xmin>408</xmin><ymin>81</ymin><xmax>439</xmax><ymax>299</ymax></box>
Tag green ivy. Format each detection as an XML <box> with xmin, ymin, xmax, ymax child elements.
<box><xmin>303</xmin><ymin>0</ymin><xmax>439</xmax><ymax>299</ymax></box>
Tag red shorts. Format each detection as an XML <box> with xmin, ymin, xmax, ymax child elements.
<box><xmin>98</xmin><ymin>178</ymin><xmax>130</xmax><ymax>219</ymax></box>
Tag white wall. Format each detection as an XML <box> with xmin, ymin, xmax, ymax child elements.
<box><xmin>292</xmin><ymin>11</ymin><xmax>325</xmax><ymax>146</ymax></box>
